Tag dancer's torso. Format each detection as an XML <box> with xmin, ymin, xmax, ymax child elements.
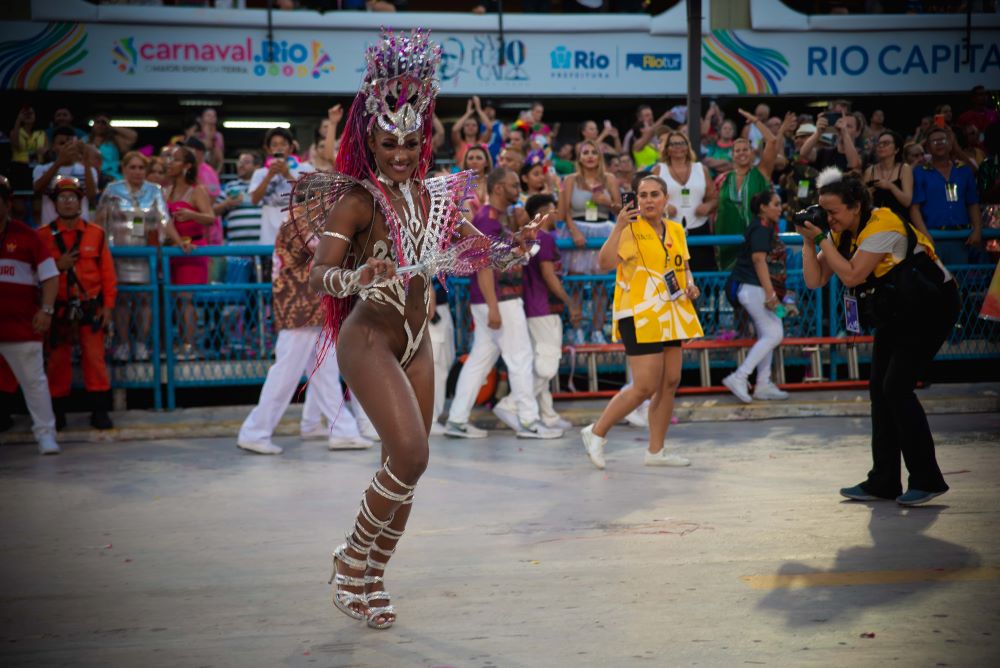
<box><xmin>343</xmin><ymin>179</ymin><xmax>438</xmax><ymax>368</ymax></box>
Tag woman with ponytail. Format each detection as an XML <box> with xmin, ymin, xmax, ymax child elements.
<box><xmin>796</xmin><ymin>167</ymin><xmax>960</xmax><ymax>506</ymax></box>
<box><xmin>164</xmin><ymin>146</ymin><xmax>214</xmax><ymax>358</ymax></box>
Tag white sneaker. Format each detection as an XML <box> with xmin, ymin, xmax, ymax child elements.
<box><xmin>37</xmin><ymin>435</ymin><xmax>60</xmax><ymax>455</ymax></box>
<box><xmin>492</xmin><ymin>404</ymin><xmax>520</xmax><ymax>432</ymax></box>
<box><xmin>580</xmin><ymin>424</ymin><xmax>606</xmax><ymax>469</ymax></box>
<box><xmin>429</xmin><ymin>422</ymin><xmax>447</xmax><ymax>436</ymax></box>
<box><xmin>517</xmin><ymin>420</ymin><xmax>563</xmax><ymax>439</ymax></box>
<box><xmin>134</xmin><ymin>342</ymin><xmax>150</xmax><ymax>361</ymax></box>
<box><xmin>328</xmin><ymin>436</ymin><xmax>373</xmax><ymax>450</ymax></box>
<box><xmin>237</xmin><ymin>439</ymin><xmax>283</xmax><ymax>455</ymax></box>
<box><xmin>624</xmin><ymin>406</ymin><xmax>648</xmax><ymax>429</ymax></box>
<box><xmin>644</xmin><ymin>449</ymin><xmax>691</xmax><ymax>467</ymax></box>
<box><xmin>444</xmin><ymin>421</ymin><xmax>488</xmax><ymax>438</ymax></box>
<box><xmin>355</xmin><ymin>416</ymin><xmax>380</xmax><ymax>442</ymax></box>
<box><xmin>753</xmin><ymin>384</ymin><xmax>790</xmax><ymax>401</ymax></box>
<box><xmin>112</xmin><ymin>344</ymin><xmax>130</xmax><ymax>362</ymax></box>
<box><xmin>722</xmin><ymin>373</ymin><xmax>752</xmax><ymax>403</ymax></box>
<box><xmin>300</xmin><ymin>424</ymin><xmax>328</xmax><ymax>441</ymax></box>
<box><xmin>543</xmin><ymin>416</ymin><xmax>573</xmax><ymax>431</ymax></box>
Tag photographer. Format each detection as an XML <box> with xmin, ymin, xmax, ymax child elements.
<box><xmin>33</xmin><ymin>126</ymin><xmax>99</xmax><ymax>226</ymax></box>
<box><xmin>37</xmin><ymin>178</ymin><xmax>117</xmax><ymax>431</ymax></box>
<box><xmin>795</xmin><ymin>168</ymin><xmax>959</xmax><ymax>506</ymax></box>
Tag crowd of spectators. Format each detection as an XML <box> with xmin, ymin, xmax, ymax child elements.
<box><xmin>1</xmin><ymin>86</ymin><xmax>997</xmax><ymax>382</ymax></box>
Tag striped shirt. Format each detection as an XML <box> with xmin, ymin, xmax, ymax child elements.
<box><xmin>217</xmin><ymin>179</ymin><xmax>264</xmax><ymax>244</ymax></box>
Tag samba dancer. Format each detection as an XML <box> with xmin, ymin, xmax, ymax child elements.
<box><xmin>296</xmin><ymin>30</ymin><xmax>538</xmax><ymax>630</ymax></box>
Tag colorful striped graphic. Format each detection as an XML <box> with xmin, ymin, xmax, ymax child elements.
<box><xmin>112</xmin><ymin>37</ymin><xmax>138</xmax><ymax>75</ymax></box>
<box><xmin>0</xmin><ymin>23</ymin><xmax>88</xmax><ymax>90</ymax></box>
<box><xmin>702</xmin><ymin>30</ymin><xmax>788</xmax><ymax>95</ymax></box>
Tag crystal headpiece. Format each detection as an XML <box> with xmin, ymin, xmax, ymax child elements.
<box><xmin>361</xmin><ymin>29</ymin><xmax>442</xmax><ymax>144</ymax></box>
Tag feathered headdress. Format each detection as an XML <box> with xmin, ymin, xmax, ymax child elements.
<box><xmin>816</xmin><ymin>166</ymin><xmax>844</xmax><ymax>189</ymax></box>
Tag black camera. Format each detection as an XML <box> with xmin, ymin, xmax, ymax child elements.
<box><xmin>792</xmin><ymin>204</ymin><xmax>829</xmax><ymax>232</ymax></box>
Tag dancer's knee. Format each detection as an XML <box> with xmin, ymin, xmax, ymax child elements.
<box><xmin>632</xmin><ymin>381</ymin><xmax>658</xmax><ymax>400</ymax></box>
<box><xmin>662</xmin><ymin>371</ymin><xmax>681</xmax><ymax>393</ymax></box>
<box><xmin>389</xmin><ymin>444</ymin><xmax>429</xmax><ymax>484</ymax></box>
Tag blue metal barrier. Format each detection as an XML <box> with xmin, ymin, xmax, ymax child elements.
<box><xmin>104</xmin><ymin>230</ymin><xmax>996</xmax><ymax>410</ymax></box>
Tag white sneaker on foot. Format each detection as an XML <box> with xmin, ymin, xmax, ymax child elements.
<box><xmin>355</xmin><ymin>416</ymin><xmax>380</xmax><ymax>442</ymax></box>
<box><xmin>112</xmin><ymin>344</ymin><xmax>130</xmax><ymax>362</ymax></box>
<box><xmin>722</xmin><ymin>373</ymin><xmax>752</xmax><ymax>403</ymax></box>
<box><xmin>644</xmin><ymin>449</ymin><xmax>691</xmax><ymax>467</ymax></box>
<box><xmin>517</xmin><ymin>420</ymin><xmax>563</xmax><ymax>439</ymax></box>
<box><xmin>543</xmin><ymin>416</ymin><xmax>573</xmax><ymax>431</ymax></box>
<box><xmin>429</xmin><ymin>421</ymin><xmax>447</xmax><ymax>436</ymax></box>
<box><xmin>37</xmin><ymin>435</ymin><xmax>60</xmax><ymax>455</ymax></box>
<box><xmin>624</xmin><ymin>407</ymin><xmax>648</xmax><ymax>428</ymax></box>
<box><xmin>753</xmin><ymin>383</ymin><xmax>789</xmax><ymax>400</ymax></box>
<box><xmin>328</xmin><ymin>436</ymin><xmax>373</xmax><ymax>450</ymax></box>
<box><xmin>444</xmin><ymin>421</ymin><xmax>488</xmax><ymax>438</ymax></box>
<box><xmin>134</xmin><ymin>342</ymin><xmax>150</xmax><ymax>361</ymax></box>
<box><xmin>237</xmin><ymin>439</ymin><xmax>283</xmax><ymax>455</ymax></box>
<box><xmin>300</xmin><ymin>424</ymin><xmax>328</xmax><ymax>441</ymax></box>
<box><xmin>581</xmin><ymin>424</ymin><xmax>606</xmax><ymax>469</ymax></box>
<box><xmin>492</xmin><ymin>404</ymin><xmax>520</xmax><ymax>432</ymax></box>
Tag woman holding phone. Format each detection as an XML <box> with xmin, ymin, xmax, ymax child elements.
<box><xmin>580</xmin><ymin>175</ymin><xmax>703</xmax><ymax>470</ymax></box>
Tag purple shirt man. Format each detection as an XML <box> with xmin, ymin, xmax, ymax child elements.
<box><xmin>521</xmin><ymin>228</ymin><xmax>560</xmax><ymax>318</ymax></box>
<box><xmin>468</xmin><ymin>204</ymin><xmax>523</xmax><ymax>305</ymax></box>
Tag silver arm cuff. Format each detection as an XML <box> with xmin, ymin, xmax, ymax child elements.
<box><xmin>321</xmin><ymin>266</ymin><xmax>365</xmax><ymax>297</ymax></box>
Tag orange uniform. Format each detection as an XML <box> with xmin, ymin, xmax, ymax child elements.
<box><xmin>37</xmin><ymin>218</ymin><xmax>117</xmax><ymax>397</ymax></box>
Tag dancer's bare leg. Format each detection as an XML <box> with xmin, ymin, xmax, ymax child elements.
<box><xmin>332</xmin><ymin>325</ymin><xmax>432</xmax><ymax>626</ymax></box>
<box><xmin>646</xmin><ymin>347</ymin><xmax>682</xmax><ymax>455</ymax></box>
<box><xmin>592</xmin><ymin>352</ymin><xmax>663</xmax><ymax>437</ymax></box>
<box><xmin>364</xmin><ymin>338</ymin><xmax>433</xmax><ymax>627</ymax></box>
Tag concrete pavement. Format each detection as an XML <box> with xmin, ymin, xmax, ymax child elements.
<box><xmin>1</xmin><ymin>409</ymin><xmax>998</xmax><ymax>667</ymax></box>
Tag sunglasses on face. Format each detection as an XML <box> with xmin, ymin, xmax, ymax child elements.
<box><xmin>668</xmin><ymin>141</ymin><xmax>689</xmax><ymax>148</ymax></box>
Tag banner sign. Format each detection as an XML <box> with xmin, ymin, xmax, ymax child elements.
<box><xmin>1</xmin><ymin>21</ymin><xmax>996</xmax><ymax>96</ymax></box>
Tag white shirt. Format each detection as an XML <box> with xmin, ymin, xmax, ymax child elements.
<box><xmin>32</xmin><ymin>162</ymin><xmax>100</xmax><ymax>226</ymax></box>
<box><xmin>657</xmin><ymin>160</ymin><xmax>709</xmax><ymax>231</ymax></box>
<box><xmin>248</xmin><ymin>160</ymin><xmax>316</xmax><ymax>245</ymax></box>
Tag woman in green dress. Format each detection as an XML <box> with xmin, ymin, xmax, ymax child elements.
<box><xmin>716</xmin><ymin>110</ymin><xmax>794</xmax><ymax>269</ymax></box>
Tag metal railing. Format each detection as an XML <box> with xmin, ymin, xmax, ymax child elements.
<box><xmin>98</xmin><ymin>231</ymin><xmax>997</xmax><ymax>410</ymax></box>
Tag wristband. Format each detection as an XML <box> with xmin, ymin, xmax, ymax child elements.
<box><xmin>41</xmin><ymin>304</ymin><xmax>55</xmax><ymax>315</ymax></box>
<box><xmin>813</xmin><ymin>231</ymin><xmax>828</xmax><ymax>245</ymax></box>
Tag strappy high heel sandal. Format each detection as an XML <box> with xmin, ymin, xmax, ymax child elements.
<box><xmin>329</xmin><ymin>543</ymin><xmax>368</xmax><ymax>621</ymax></box>
<box><xmin>364</xmin><ymin>574</ymin><xmax>396</xmax><ymax>630</ymax></box>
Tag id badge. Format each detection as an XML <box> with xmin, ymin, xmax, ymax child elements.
<box><xmin>945</xmin><ymin>183</ymin><xmax>958</xmax><ymax>203</ymax></box>
<box><xmin>680</xmin><ymin>187</ymin><xmax>691</xmax><ymax>208</ymax></box>
<box><xmin>663</xmin><ymin>270</ymin><xmax>684</xmax><ymax>301</ymax></box>
<box><xmin>797</xmin><ymin>179</ymin><xmax>810</xmax><ymax>199</ymax></box>
<box><xmin>843</xmin><ymin>295</ymin><xmax>861</xmax><ymax>334</ymax></box>
<box><xmin>131</xmin><ymin>216</ymin><xmax>145</xmax><ymax>237</ymax></box>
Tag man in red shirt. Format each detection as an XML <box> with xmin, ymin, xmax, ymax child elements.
<box><xmin>0</xmin><ymin>176</ymin><xmax>61</xmax><ymax>454</ymax></box>
<box><xmin>37</xmin><ymin>177</ymin><xmax>117</xmax><ymax>430</ymax></box>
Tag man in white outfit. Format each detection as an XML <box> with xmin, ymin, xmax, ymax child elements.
<box><xmin>0</xmin><ymin>176</ymin><xmax>61</xmax><ymax>455</ymax></box>
<box><xmin>237</xmin><ymin>220</ymin><xmax>371</xmax><ymax>454</ymax></box>
<box><xmin>427</xmin><ymin>276</ymin><xmax>455</xmax><ymax>435</ymax></box>
<box><xmin>444</xmin><ymin>168</ymin><xmax>562</xmax><ymax>440</ymax></box>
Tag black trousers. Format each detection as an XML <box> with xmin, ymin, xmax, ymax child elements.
<box><xmin>861</xmin><ymin>280</ymin><xmax>961</xmax><ymax>498</ymax></box>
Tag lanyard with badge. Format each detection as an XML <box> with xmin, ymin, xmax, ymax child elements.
<box><xmin>840</xmin><ymin>230</ymin><xmax>863</xmax><ymax>334</ymax></box>
<box><xmin>659</xmin><ymin>223</ymin><xmax>685</xmax><ymax>301</ymax></box>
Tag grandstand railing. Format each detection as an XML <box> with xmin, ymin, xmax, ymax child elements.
<box><xmin>104</xmin><ymin>232</ymin><xmax>997</xmax><ymax>410</ymax></box>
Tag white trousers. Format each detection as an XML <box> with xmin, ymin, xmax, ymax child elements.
<box><xmin>734</xmin><ymin>283</ymin><xmax>784</xmax><ymax>385</ymax></box>
<box><xmin>0</xmin><ymin>341</ymin><xmax>56</xmax><ymax>442</ymax></box>
<box><xmin>239</xmin><ymin>327</ymin><xmax>360</xmax><ymax>442</ymax></box>
<box><xmin>498</xmin><ymin>314</ymin><xmax>564</xmax><ymax>422</ymax></box>
<box><xmin>428</xmin><ymin>304</ymin><xmax>455</xmax><ymax>422</ymax></box>
<box><xmin>447</xmin><ymin>299</ymin><xmax>539</xmax><ymax>426</ymax></box>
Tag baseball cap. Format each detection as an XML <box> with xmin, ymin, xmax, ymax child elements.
<box><xmin>795</xmin><ymin>123</ymin><xmax>817</xmax><ymax>137</ymax></box>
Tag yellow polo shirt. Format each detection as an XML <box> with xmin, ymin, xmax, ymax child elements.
<box><xmin>612</xmin><ymin>216</ymin><xmax>704</xmax><ymax>343</ymax></box>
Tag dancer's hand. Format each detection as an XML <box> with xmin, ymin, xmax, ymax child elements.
<box><xmin>357</xmin><ymin>256</ymin><xmax>396</xmax><ymax>286</ymax></box>
<box><xmin>487</xmin><ymin>304</ymin><xmax>502</xmax><ymax>329</ymax></box>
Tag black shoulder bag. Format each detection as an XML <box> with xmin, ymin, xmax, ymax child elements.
<box><xmin>854</xmin><ymin>220</ymin><xmax>947</xmax><ymax>330</ymax></box>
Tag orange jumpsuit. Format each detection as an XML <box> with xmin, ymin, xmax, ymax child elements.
<box><xmin>37</xmin><ymin>218</ymin><xmax>117</xmax><ymax>397</ymax></box>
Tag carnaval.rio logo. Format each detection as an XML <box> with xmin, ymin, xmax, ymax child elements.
<box><xmin>112</xmin><ymin>36</ymin><xmax>334</xmax><ymax>79</ymax></box>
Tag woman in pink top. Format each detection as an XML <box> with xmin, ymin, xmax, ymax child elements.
<box><xmin>164</xmin><ymin>146</ymin><xmax>215</xmax><ymax>359</ymax></box>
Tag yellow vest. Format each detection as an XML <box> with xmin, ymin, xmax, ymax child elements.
<box><xmin>831</xmin><ymin>208</ymin><xmax>940</xmax><ymax>279</ymax></box>
<box><xmin>612</xmin><ymin>216</ymin><xmax>705</xmax><ymax>343</ymax></box>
